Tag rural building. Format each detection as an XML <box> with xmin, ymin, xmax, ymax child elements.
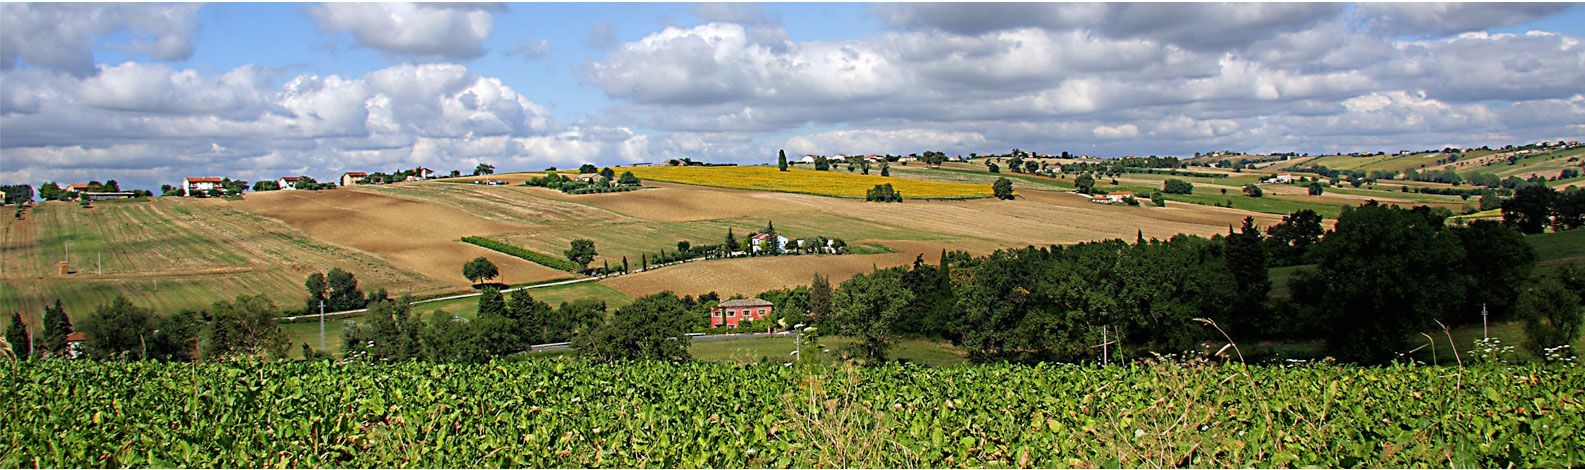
<box><xmin>710</xmin><ymin>298</ymin><xmax>773</xmax><ymax>328</ymax></box>
<box><xmin>64</xmin><ymin>332</ymin><xmax>85</xmax><ymax>359</ymax></box>
<box><xmin>573</xmin><ymin>173</ymin><xmax>608</xmax><ymax>185</ymax></box>
<box><xmin>1091</xmin><ymin>191</ymin><xmax>1134</xmax><ymax>204</ymax></box>
<box><xmin>799</xmin><ymin>155</ymin><xmax>817</xmax><ymax>164</ymax></box>
<box><xmin>341</xmin><ymin>172</ymin><xmax>367</xmax><ymax>186</ymax></box>
<box><xmin>181</xmin><ymin>177</ymin><xmax>223</xmax><ymax>197</ymax></box>
<box><xmin>277</xmin><ymin>176</ymin><xmax>304</xmax><ymax>190</ymax></box>
<box><xmin>750</xmin><ymin>233</ymin><xmax>790</xmax><ymax>254</ymax></box>
<box><xmin>66</xmin><ymin>183</ymin><xmax>90</xmax><ymax>193</ymax></box>
<box><xmin>405</xmin><ymin>167</ymin><xmax>436</xmax><ymax>181</ymax></box>
<box><xmin>1264</xmin><ymin>174</ymin><xmax>1293</xmax><ymax>184</ymax></box>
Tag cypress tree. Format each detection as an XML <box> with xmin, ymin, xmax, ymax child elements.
<box><xmin>41</xmin><ymin>299</ymin><xmax>72</xmax><ymax>356</ymax></box>
<box><xmin>6</xmin><ymin>312</ymin><xmax>30</xmax><ymax>357</ymax></box>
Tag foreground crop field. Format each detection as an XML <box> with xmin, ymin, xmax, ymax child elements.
<box><xmin>624</xmin><ymin>165</ymin><xmax>992</xmax><ymax>199</ymax></box>
<box><xmin>3</xmin><ymin>360</ymin><xmax>1579</xmax><ymax>468</ymax></box>
<box><xmin>0</xmin><ymin>198</ymin><xmax>436</xmax><ymax>326</ymax></box>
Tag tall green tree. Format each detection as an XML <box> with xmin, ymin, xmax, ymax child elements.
<box><xmin>1223</xmin><ymin>217</ymin><xmax>1271</xmax><ymax>337</ymax></box>
<box><xmin>304</xmin><ymin>272</ymin><xmax>328</xmax><ymax>314</ymax></box>
<box><xmin>1451</xmin><ymin>220</ymin><xmax>1536</xmax><ymax>324</ymax></box>
<box><xmin>992</xmin><ymin>177</ymin><xmax>1014</xmax><ymax>200</ymax></box>
<box><xmin>1502</xmin><ymin>185</ymin><xmax>1556</xmax><ymax>234</ymax></box>
<box><xmin>574</xmin><ymin>292</ymin><xmax>692</xmax><ymax>362</ymax></box>
<box><xmin>724</xmin><ymin>228</ymin><xmax>740</xmax><ymax>253</ymax></box>
<box><xmin>478</xmin><ymin>287</ymin><xmax>506</xmax><ymax>318</ymax></box>
<box><xmin>6</xmin><ymin>312</ymin><xmax>30</xmax><ymax>357</ymax></box>
<box><xmin>1265</xmin><ymin>209</ymin><xmax>1325</xmax><ymax>267</ymax></box>
<box><xmin>208</xmin><ymin>294</ymin><xmax>290</xmax><ymax>359</ymax></box>
<box><xmin>831</xmin><ymin>270</ymin><xmax>913</xmax><ymax>363</ymax></box>
<box><xmin>77</xmin><ymin>295</ymin><xmax>156</xmax><ymax>360</ymax></box>
<box><xmin>149</xmin><ymin>310</ymin><xmax>203</xmax><ymax>362</ymax></box>
<box><xmin>463</xmin><ymin>256</ymin><xmax>500</xmax><ymax>285</ymax></box>
<box><xmin>565</xmin><ymin>239</ymin><xmax>598</xmax><ymax>271</ymax></box>
<box><xmin>808</xmin><ymin>273</ymin><xmax>832</xmax><ymax>326</ymax></box>
<box><xmin>507</xmin><ymin>290</ymin><xmax>553</xmax><ymax>345</ymax></box>
<box><xmin>326</xmin><ymin>268</ymin><xmax>365</xmax><ymax>311</ymax></box>
<box><xmin>40</xmin><ymin>300</ymin><xmax>72</xmax><ymax>356</ymax></box>
<box><xmin>1294</xmin><ymin>202</ymin><xmax>1468</xmax><ymax>363</ymax></box>
<box><xmin>1075</xmin><ymin>174</ymin><xmax>1095</xmax><ymax>194</ymax></box>
<box><xmin>778</xmin><ymin>149</ymin><xmax>788</xmax><ymax>172</ymax></box>
<box><xmin>1518</xmin><ymin>272</ymin><xmax>1584</xmax><ymax>355</ymax></box>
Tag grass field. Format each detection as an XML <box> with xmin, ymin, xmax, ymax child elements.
<box><xmin>623</xmin><ymin>165</ymin><xmax>993</xmax><ymax>199</ymax></box>
<box><xmin>689</xmin><ymin>335</ymin><xmax>967</xmax><ymax>366</ymax></box>
<box><xmin>1530</xmin><ymin>229</ymin><xmax>1585</xmax><ymax>266</ymax></box>
<box><xmin>1</xmin><ymin>198</ymin><xmax>437</xmax><ymax>329</ymax></box>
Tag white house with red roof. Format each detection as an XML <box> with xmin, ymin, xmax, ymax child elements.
<box><xmin>182</xmin><ymin>177</ymin><xmax>223</xmax><ymax>197</ymax></box>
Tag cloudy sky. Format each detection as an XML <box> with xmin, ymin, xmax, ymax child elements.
<box><xmin>3</xmin><ymin>2</ymin><xmax>1583</xmax><ymax>190</ymax></box>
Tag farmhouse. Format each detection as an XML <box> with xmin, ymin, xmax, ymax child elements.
<box><xmin>750</xmin><ymin>233</ymin><xmax>790</xmax><ymax>254</ymax></box>
<box><xmin>799</xmin><ymin>155</ymin><xmax>817</xmax><ymax>164</ymax></box>
<box><xmin>181</xmin><ymin>177</ymin><xmax>223</xmax><ymax>197</ymax></box>
<box><xmin>277</xmin><ymin>176</ymin><xmax>304</xmax><ymax>190</ymax></box>
<box><xmin>341</xmin><ymin>172</ymin><xmax>367</xmax><ymax>186</ymax></box>
<box><xmin>1263</xmin><ymin>174</ymin><xmax>1293</xmax><ymax>184</ymax></box>
<box><xmin>573</xmin><ymin>173</ymin><xmax>606</xmax><ymax>184</ymax></box>
<box><xmin>64</xmin><ymin>332</ymin><xmax>85</xmax><ymax>359</ymax></box>
<box><xmin>405</xmin><ymin>167</ymin><xmax>436</xmax><ymax>181</ymax></box>
<box><xmin>66</xmin><ymin>183</ymin><xmax>90</xmax><ymax>193</ymax></box>
<box><xmin>1090</xmin><ymin>191</ymin><xmax>1134</xmax><ymax>204</ymax></box>
<box><xmin>710</xmin><ymin>298</ymin><xmax>773</xmax><ymax>328</ymax></box>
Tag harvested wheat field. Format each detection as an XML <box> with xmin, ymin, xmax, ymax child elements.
<box><xmin>234</xmin><ymin>188</ymin><xmax>570</xmax><ymax>289</ymax></box>
<box><xmin>602</xmin><ymin>251</ymin><xmax>922</xmax><ymax>299</ymax></box>
<box><xmin>625</xmin><ymin>165</ymin><xmax>992</xmax><ymax>199</ymax></box>
<box><xmin>1</xmin><ymin>197</ymin><xmax>435</xmax><ymax>326</ymax></box>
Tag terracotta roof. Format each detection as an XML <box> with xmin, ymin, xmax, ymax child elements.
<box><xmin>343</xmin><ymin>171</ymin><xmax>367</xmax><ymax>177</ymax></box>
<box><xmin>718</xmin><ymin>298</ymin><xmax>774</xmax><ymax>308</ymax></box>
<box><xmin>184</xmin><ymin>177</ymin><xmax>223</xmax><ymax>183</ymax></box>
<box><xmin>67</xmin><ymin>183</ymin><xmax>89</xmax><ymax>191</ymax></box>
<box><xmin>1109</xmin><ymin>191</ymin><xmax>1134</xmax><ymax>196</ymax></box>
<box><xmin>279</xmin><ymin>176</ymin><xmax>302</xmax><ymax>181</ymax></box>
<box><xmin>65</xmin><ymin>332</ymin><xmax>85</xmax><ymax>342</ymax></box>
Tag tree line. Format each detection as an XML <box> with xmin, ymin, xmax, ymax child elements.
<box><xmin>805</xmin><ymin>202</ymin><xmax>1582</xmax><ymax>365</ymax></box>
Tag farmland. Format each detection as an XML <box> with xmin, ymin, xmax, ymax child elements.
<box><xmin>4</xmin><ymin>360</ymin><xmax>1579</xmax><ymax>468</ymax></box>
<box><xmin>0</xmin><ymin>197</ymin><xmax>436</xmax><ymax>329</ymax></box>
<box><xmin>623</xmin><ymin>165</ymin><xmax>992</xmax><ymax>199</ymax></box>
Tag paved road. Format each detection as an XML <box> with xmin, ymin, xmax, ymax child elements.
<box><xmin>278</xmin><ymin>276</ymin><xmax>599</xmax><ymax>322</ymax></box>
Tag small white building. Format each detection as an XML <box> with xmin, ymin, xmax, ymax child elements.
<box><xmin>277</xmin><ymin>176</ymin><xmax>304</xmax><ymax>190</ymax></box>
<box><xmin>1264</xmin><ymin>174</ymin><xmax>1293</xmax><ymax>184</ymax></box>
<box><xmin>182</xmin><ymin>177</ymin><xmax>223</xmax><ymax>197</ymax></box>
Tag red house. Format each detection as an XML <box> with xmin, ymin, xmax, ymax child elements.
<box><xmin>710</xmin><ymin>298</ymin><xmax>773</xmax><ymax>328</ymax></box>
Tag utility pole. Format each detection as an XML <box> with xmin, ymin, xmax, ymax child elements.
<box><xmin>319</xmin><ymin>300</ymin><xmax>326</xmax><ymax>353</ymax></box>
<box><xmin>1482</xmin><ymin>303</ymin><xmax>1489</xmax><ymax>342</ymax></box>
<box><xmin>1102</xmin><ymin>326</ymin><xmax>1109</xmax><ymax>367</ymax></box>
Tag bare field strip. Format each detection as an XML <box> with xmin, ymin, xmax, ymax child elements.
<box><xmin>234</xmin><ymin>189</ymin><xmax>570</xmax><ymax>289</ymax></box>
<box><xmin>1</xmin><ymin>198</ymin><xmax>437</xmax><ymax>327</ymax></box>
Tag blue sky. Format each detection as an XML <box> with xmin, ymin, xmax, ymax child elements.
<box><xmin>3</xmin><ymin>3</ymin><xmax>1584</xmax><ymax>191</ymax></box>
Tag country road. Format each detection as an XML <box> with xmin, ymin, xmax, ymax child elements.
<box><xmin>278</xmin><ymin>276</ymin><xmax>599</xmax><ymax>322</ymax></box>
<box><xmin>525</xmin><ymin>331</ymin><xmax>793</xmax><ymax>353</ymax></box>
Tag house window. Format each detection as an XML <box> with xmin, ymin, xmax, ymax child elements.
<box><xmin>758</xmin><ymin>309</ymin><xmax>766</xmax><ymax>315</ymax></box>
<box><xmin>727</xmin><ymin>311</ymin><xmax>736</xmax><ymax>318</ymax></box>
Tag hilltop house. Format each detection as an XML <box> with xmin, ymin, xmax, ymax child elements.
<box><xmin>276</xmin><ymin>176</ymin><xmax>304</xmax><ymax>190</ymax></box>
<box><xmin>710</xmin><ymin>298</ymin><xmax>773</xmax><ymax>328</ymax></box>
<box><xmin>341</xmin><ymin>172</ymin><xmax>367</xmax><ymax>186</ymax></box>
<box><xmin>182</xmin><ymin>177</ymin><xmax>223</xmax><ymax>197</ymax></box>
<box><xmin>573</xmin><ymin>173</ymin><xmax>607</xmax><ymax>185</ymax></box>
<box><xmin>66</xmin><ymin>183</ymin><xmax>90</xmax><ymax>193</ymax></box>
<box><xmin>405</xmin><ymin>167</ymin><xmax>436</xmax><ymax>181</ymax></box>
<box><xmin>750</xmin><ymin>233</ymin><xmax>790</xmax><ymax>254</ymax></box>
<box><xmin>1264</xmin><ymin>174</ymin><xmax>1294</xmax><ymax>184</ymax></box>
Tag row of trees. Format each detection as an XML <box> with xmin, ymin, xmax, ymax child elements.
<box><xmin>1501</xmin><ymin>185</ymin><xmax>1585</xmax><ymax>234</ymax></box>
<box><xmin>6</xmin><ymin>294</ymin><xmax>296</xmax><ymax>361</ymax></box>
<box><xmin>800</xmin><ymin>203</ymin><xmax>1576</xmax><ymax>365</ymax></box>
